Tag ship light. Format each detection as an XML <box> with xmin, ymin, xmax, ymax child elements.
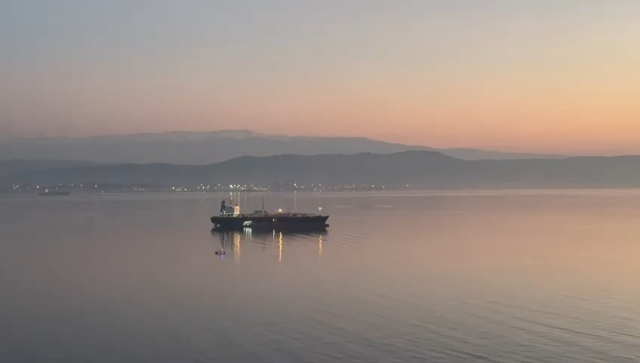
<box><xmin>278</xmin><ymin>208</ymin><xmax>283</xmax><ymax>213</ymax></box>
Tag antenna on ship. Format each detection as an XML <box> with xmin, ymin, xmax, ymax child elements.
<box><xmin>294</xmin><ymin>190</ymin><xmax>297</xmax><ymax>212</ymax></box>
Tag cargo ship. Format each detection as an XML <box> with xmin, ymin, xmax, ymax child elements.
<box><xmin>211</xmin><ymin>199</ymin><xmax>329</xmax><ymax>231</ymax></box>
<box><xmin>38</xmin><ymin>189</ymin><xmax>71</xmax><ymax>196</ymax></box>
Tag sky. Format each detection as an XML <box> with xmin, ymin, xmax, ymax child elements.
<box><xmin>1</xmin><ymin>0</ymin><xmax>640</xmax><ymax>154</ymax></box>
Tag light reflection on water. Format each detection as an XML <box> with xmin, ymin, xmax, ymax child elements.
<box><xmin>1</xmin><ymin>191</ymin><xmax>640</xmax><ymax>363</ymax></box>
<box><xmin>213</xmin><ymin>228</ymin><xmax>329</xmax><ymax>266</ymax></box>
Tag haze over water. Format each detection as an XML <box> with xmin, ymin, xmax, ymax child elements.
<box><xmin>1</xmin><ymin>190</ymin><xmax>639</xmax><ymax>362</ymax></box>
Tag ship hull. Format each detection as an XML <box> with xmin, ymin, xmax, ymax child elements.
<box><xmin>211</xmin><ymin>215</ymin><xmax>329</xmax><ymax>230</ymax></box>
<box><xmin>38</xmin><ymin>191</ymin><xmax>71</xmax><ymax>196</ymax></box>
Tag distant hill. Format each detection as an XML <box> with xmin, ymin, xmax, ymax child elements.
<box><xmin>440</xmin><ymin>148</ymin><xmax>563</xmax><ymax>161</ymax></box>
<box><xmin>0</xmin><ymin>159</ymin><xmax>94</xmax><ymax>182</ymax></box>
<box><xmin>11</xmin><ymin>151</ymin><xmax>640</xmax><ymax>188</ymax></box>
<box><xmin>0</xmin><ymin>131</ymin><xmax>563</xmax><ymax>164</ymax></box>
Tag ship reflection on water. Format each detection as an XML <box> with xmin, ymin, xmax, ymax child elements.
<box><xmin>211</xmin><ymin>227</ymin><xmax>328</xmax><ymax>262</ymax></box>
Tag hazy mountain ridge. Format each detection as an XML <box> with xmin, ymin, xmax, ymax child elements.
<box><xmin>10</xmin><ymin>151</ymin><xmax>640</xmax><ymax>188</ymax></box>
<box><xmin>0</xmin><ymin>131</ymin><xmax>563</xmax><ymax>164</ymax></box>
<box><xmin>0</xmin><ymin>159</ymin><xmax>95</xmax><ymax>181</ymax></box>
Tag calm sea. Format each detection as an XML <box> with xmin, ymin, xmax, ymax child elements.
<box><xmin>1</xmin><ymin>191</ymin><xmax>639</xmax><ymax>362</ymax></box>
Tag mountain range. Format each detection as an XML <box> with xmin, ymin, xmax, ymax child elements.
<box><xmin>8</xmin><ymin>151</ymin><xmax>640</xmax><ymax>189</ymax></box>
<box><xmin>0</xmin><ymin>130</ymin><xmax>563</xmax><ymax>164</ymax></box>
<box><xmin>0</xmin><ymin>159</ymin><xmax>94</xmax><ymax>181</ymax></box>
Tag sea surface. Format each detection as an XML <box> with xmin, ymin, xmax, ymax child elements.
<box><xmin>1</xmin><ymin>190</ymin><xmax>639</xmax><ymax>363</ymax></box>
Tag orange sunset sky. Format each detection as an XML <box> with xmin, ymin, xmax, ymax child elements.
<box><xmin>1</xmin><ymin>1</ymin><xmax>639</xmax><ymax>154</ymax></box>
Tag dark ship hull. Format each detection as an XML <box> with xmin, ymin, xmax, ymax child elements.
<box><xmin>38</xmin><ymin>191</ymin><xmax>71</xmax><ymax>196</ymax></box>
<box><xmin>211</xmin><ymin>215</ymin><xmax>329</xmax><ymax>231</ymax></box>
<box><xmin>212</xmin><ymin>198</ymin><xmax>329</xmax><ymax>231</ymax></box>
